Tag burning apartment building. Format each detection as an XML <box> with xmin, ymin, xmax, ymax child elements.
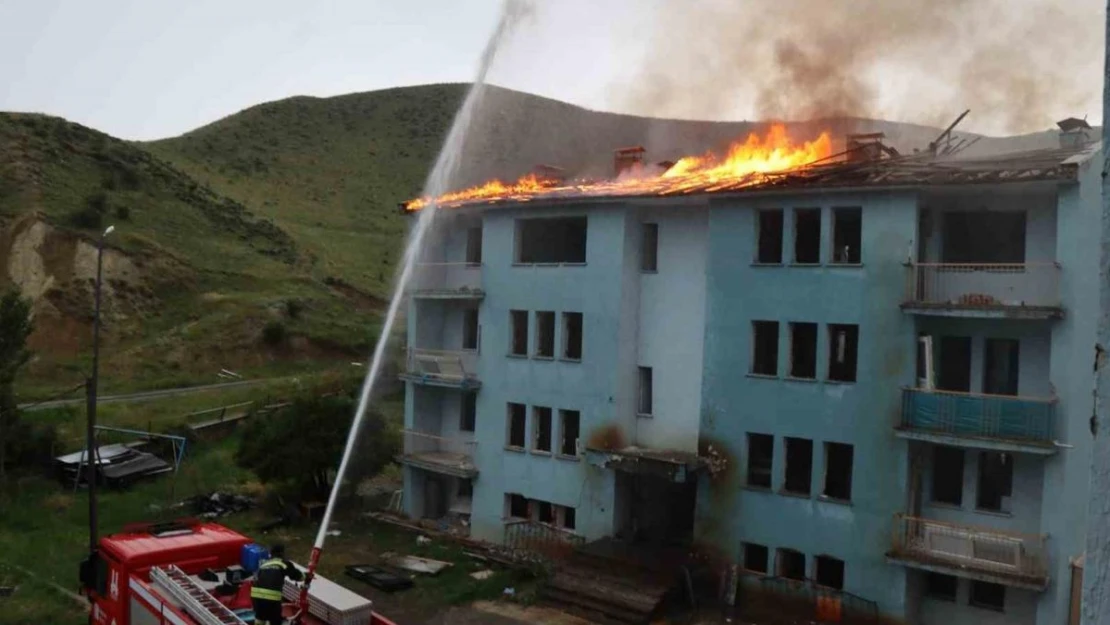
<box><xmin>395</xmin><ymin>123</ymin><xmax>1100</xmax><ymax>625</ymax></box>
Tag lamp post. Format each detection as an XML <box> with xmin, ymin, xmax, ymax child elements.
<box><xmin>85</xmin><ymin>224</ymin><xmax>113</xmax><ymax>555</ymax></box>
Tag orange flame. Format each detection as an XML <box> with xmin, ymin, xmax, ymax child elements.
<box><xmin>405</xmin><ymin>124</ymin><xmax>833</xmax><ymax>210</ymax></box>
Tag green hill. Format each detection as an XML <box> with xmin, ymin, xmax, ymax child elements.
<box><xmin>0</xmin><ymin>113</ymin><xmax>380</xmax><ymax>396</ymax></box>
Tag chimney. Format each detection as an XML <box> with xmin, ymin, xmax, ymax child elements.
<box><xmin>1056</xmin><ymin>117</ymin><xmax>1092</xmax><ymax>149</ymax></box>
<box><xmin>614</xmin><ymin>146</ymin><xmax>646</xmax><ymax>177</ymax></box>
<box><xmin>845</xmin><ymin>133</ymin><xmax>890</xmax><ymax>163</ymax></box>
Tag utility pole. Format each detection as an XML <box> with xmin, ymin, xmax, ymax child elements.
<box><xmin>1082</xmin><ymin>3</ymin><xmax>1110</xmax><ymax>623</ymax></box>
<box><xmin>85</xmin><ymin>225</ymin><xmax>113</xmax><ymax>555</ymax></box>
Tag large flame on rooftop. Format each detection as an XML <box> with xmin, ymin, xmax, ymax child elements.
<box><xmin>404</xmin><ymin>123</ymin><xmax>833</xmax><ymax>210</ymax></box>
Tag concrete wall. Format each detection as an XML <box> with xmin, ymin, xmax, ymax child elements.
<box><xmin>467</xmin><ymin>204</ymin><xmax>635</xmax><ymax>543</ymax></box>
<box><xmin>697</xmin><ymin>192</ymin><xmax>918</xmax><ymax>615</ymax></box>
<box><xmin>1036</xmin><ymin>155</ymin><xmax>1102</xmax><ymax>625</ymax></box>
<box><xmin>914</xmin><ymin>571</ymin><xmax>1038</xmax><ymax>625</ymax></box>
<box><xmin>635</xmin><ymin>207</ymin><xmax>709</xmax><ymax>452</ymax></box>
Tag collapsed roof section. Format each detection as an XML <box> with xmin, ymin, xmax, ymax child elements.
<box><xmin>404</xmin><ymin>141</ymin><xmax>1099</xmax><ymax>213</ymax></box>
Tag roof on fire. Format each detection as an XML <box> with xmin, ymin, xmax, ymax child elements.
<box><xmin>425</xmin><ymin>141</ymin><xmax>1101</xmax><ymax>211</ymax></box>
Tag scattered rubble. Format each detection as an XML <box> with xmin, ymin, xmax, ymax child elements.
<box><xmin>390</xmin><ymin>555</ymin><xmax>452</xmax><ymax>575</ymax></box>
<box><xmin>177</xmin><ymin>492</ymin><xmax>255</xmax><ymax>519</ymax></box>
<box><xmin>469</xmin><ymin>570</ymin><xmax>494</xmax><ymax>581</ymax></box>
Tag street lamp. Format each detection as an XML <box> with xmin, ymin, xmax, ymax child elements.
<box><xmin>85</xmin><ymin>224</ymin><xmax>113</xmax><ymax>555</ymax></box>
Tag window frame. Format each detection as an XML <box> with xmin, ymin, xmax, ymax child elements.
<box><xmin>637</xmin><ymin>366</ymin><xmax>654</xmax><ymax>417</ymax></box>
<box><xmin>641</xmin><ymin>222</ymin><xmax>659</xmax><ymax>272</ymax></box>
<box><xmin>506</xmin><ymin>402</ymin><xmax>527</xmax><ymax>450</ymax></box>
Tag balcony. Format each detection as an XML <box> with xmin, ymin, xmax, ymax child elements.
<box><xmin>410</xmin><ymin>263</ymin><xmax>483</xmax><ymax>299</ymax></box>
<box><xmin>903</xmin><ymin>263</ymin><xmax>1062</xmax><ymax>319</ymax></box>
<box><xmin>397</xmin><ymin>429</ymin><xmax>477</xmax><ymax>478</ymax></box>
<box><xmin>888</xmin><ymin>514</ymin><xmax>1049</xmax><ymax>590</ymax></box>
<box><xmin>399</xmin><ymin>348</ymin><xmax>480</xmax><ymax>389</ymax></box>
<box><xmin>897</xmin><ymin>388</ymin><xmax>1057</xmax><ymax>454</ymax></box>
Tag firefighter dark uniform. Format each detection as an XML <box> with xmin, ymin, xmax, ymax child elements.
<box><xmin>251</xmin><ymin>545</ymin><xmax>303</xmax><ymax>625</ymax></box>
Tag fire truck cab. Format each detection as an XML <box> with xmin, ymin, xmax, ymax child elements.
<box><xmin>79</xmin><ymin>519</ymin><xmax>395</xmax><ymax>625</ymax></box>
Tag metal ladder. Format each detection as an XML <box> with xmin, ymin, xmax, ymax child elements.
<box><xmin>150</xmin><ymin>565</ymin><xmax>247</xmax><ymax>625</ymax></box>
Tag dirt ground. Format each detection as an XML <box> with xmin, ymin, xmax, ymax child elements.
<box><xmin>427</xmin><ymin>601</ymin><xmax>596</xmax><ymax>625</ymax></box>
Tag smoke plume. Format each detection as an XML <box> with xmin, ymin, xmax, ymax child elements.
<box><xmin>616</xmin><ymin>0</ymin><xmax>1101</xmax><ymax>134</ymax></box>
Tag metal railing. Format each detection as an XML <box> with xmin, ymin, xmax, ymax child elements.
<box><xmin>739</xmin><ymin>574</ymin><xmax>880</xmax><ymax>624</ymax></box>
<box><xmin>404</xmin><ymin>348</ymin><xmax>478</xmax><ymax>385</ymax></box>
<box><xmin>504</xmin><ymin>519</ymin><xmax>585</xmax><ymax>562</ymax></box>
<box><xmin>410</xmin><ymin>262</ymin><xmax>483</xmax><ymax>294</ymax></box>
<box><xmin>901</xmin><ymin>388</ymin><xmax>1056</xmax><ymax>443</ymax></box>
<box><xmin>904</xmin><ymin>263</ymin><xmax>1061</xmax><ymax>309</ymax></box>
<box><xmin>890</xmin><ymin>514</ymin><xmax>1048</xmax><ymax>582</ymax></box>
<box><xmin>402</xmin><ymin>429</ymin><xmax>477</xmax><ymax>462</ymax></box>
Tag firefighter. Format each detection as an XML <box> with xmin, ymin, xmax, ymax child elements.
<box><xmin>250</xmin><ymin>543</ymin><xmax>304</xmax><ymax>625</ymax></box>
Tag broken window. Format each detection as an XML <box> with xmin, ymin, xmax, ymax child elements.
<box><xmin>976</xmin><ymin>452</ymin><xmax>1013</xmax><ymax>512</ymax></box>
<box><xmin>559</xmin><ymin>410</ymin><xmax>580</xmax><ymax>456</ymax></box>
<box><xmin>831</xmin><ymin>208</ymin><xmax>861</xmax><ymax>264</ymax></box>
<box><xmin>784</xmin><ymin>438</ymin><xmax>813</xmax><ymax>495</ymax></box>
<box><xmin>983</xmin><ymin>338</ymin><xmax>1019</xmax><ymax>396</ymax></box>
<box><xmin>457</xmin><ymin>479</ymin><xmax>473</xmax><ymax>499</ymax></box>
<box><xmin>827</xmin><ymin>324</ymin><xmax>859</xmax><ymax>383</ymax></box>
<box><xmin>931</xmin><ymin>446</ymin><xmax>965</xmax><ymax>506</ymax></box>
<box><xmin>507</xmin><ymin>493</ymin><xmax>529</xmax><ymax>519</ymax></box>
<box><xmin>510</xmin><ymin>310</ymin><xmax>528</xmax><ymax>356</ymax></box>
<box><xmin>535</xmin><ymin>311</ymin><xmax>555</xmax><ymax>358</ymax></box>
<box><xmin>561</xmin><ymin>506</ymin><xmax>577</xmax><ymax>530</ymax></box>
<box><xmin>563</xmin><ymin>312</ymin><xmax>583</xmax><ymax>360</ymax></box>
<box><xmin>462</xmin><ymin>308</ymin><xmax>479</xmax><ymax>350</ymax></box>
<box><xmin>747</xmin><ymin>433</ymin><xmax>774</xmax><ymax>488</ymax></box>
<box><xmin>751</xmin><ymin>321</ymin><xmax>779</xmax><ymax>376</ymax></box>
<box><xmin>743</xmin><ymin>542</ymin><xmax>769</xmax><ymax>574</ymax></box>
<box><xmin>823</xmin><ymin>443</ymin><xmax>854</xmax><ymax>501</ymax></box>
<box><xmin>925</xmin><ymin>573</ymin><xmax>958</xmax><ymax>602</ymax></box>
<box><xmin>757</xmin><ymin>209</ymin><xmax>784</xmax><ymax>264</ymax></box>
<box><xmin>969</xmin><ymin>581</ymin><xmax>1005</xmax><ymax>612</ymax></box>
<box><xmin>537</xmin><ymin>501</ymin><xmax>556</xmax><ymax>524</ymax></box>
<box><xmin>638</xmin><ymin>366</ymin><xmax>653</xmax><ymax>415</ymax></box>
<box><xmin>943</xmin><ymin>211</ymin><xmax>1025</xmax><ymax>263</ymax></box>
<box><xmin>814</xmin><ymin>555</ymin><xmax>844</xmax><ymax>590</ymax></box>
<box><xmin>794</xmin><ymin>208</ymin><xmax>821</xmax><ymax>264</ymax></box>
<box><xmin>642</xmin><ymin>223</ymin><xmax>659</xmax><ymax>271</ymax></box>
<box><xmin>777</xmin><ymin>549</ymin><xmax>806</xmax><ymax>581</ymax></box>
<box><xmin>460</xmin><ymin>392</ymin><xmax>477</xmax><ymax>432</ymax></box>
<box><xmin>516</xmin><ymin>216</ymin><xmax>588</xmax><ymax>264</ymax></box>
<box><xmin>789</xmin><ymin>322</ymin><xmax>818</xmax><ymax>379</ymax></box>
<box><xmin>532</xmin><ymin>406</ymin><xmax>553</xmax><ymax>453</ymax></box>
<box><xmin>466</xmin><ymin>226</ymin><xmax>483</xmax><ymax>265</ymax></box>
<box><xmin>507</xmin><ymin>403</ymin><xmax>526</xmax><ymax>449</ymax></box>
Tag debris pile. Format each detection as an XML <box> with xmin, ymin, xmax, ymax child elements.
<box><xmin>178</xmin><ymin>492</ymin><xmax>255</xmax><ymax>519</ymax></box>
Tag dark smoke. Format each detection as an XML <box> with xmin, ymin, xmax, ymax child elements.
<box><xmin>616</xmin><ymin>0</ymin><xmax>1101</xmax><ymax>134</ymax></box>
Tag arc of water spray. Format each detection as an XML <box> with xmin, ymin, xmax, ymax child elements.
<box><xmin>295</xmin><ymin>0</ymin><xmax>534</xmax><ymax>616</ymax></box>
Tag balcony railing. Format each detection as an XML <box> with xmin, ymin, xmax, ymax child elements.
<box><xmin>410</xmin><ymin>262</ymin><xmax>483</xmax><ymax>296</ymax></box>
<box><xmin>402</xmin><ymin>348</ymin><xmax>479</xmax><ymax>387</ymax></box>
<box><xmin>403</xmin><ymin>429</ymin><xmax>476</xmax><ymax>459</ymax></box>
<box><xmin>401</xmin><ymin>429</ymin><xmax>477</xmax><ymax>475</ymax></box>
<box><xmin>901</xmin><ymin>388</ymin><xmax>1056</xmax><ymax>444</ymax></box>
<box><xmin>904</xmin><ymin>263</ymin><xmax>1061</xmax><ymax>312</ymax></box>
<box><xmin>890</xmin><ymin>514</ymin><xmax>1048</xmax><ymax>586</ymax></box>
<box><xmin>503</xmin><ymin>519</ymin><xmax>585</xmax><ymax>562</ymax></box>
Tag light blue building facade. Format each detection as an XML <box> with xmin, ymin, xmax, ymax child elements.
<box><xmin>399</xmin><ymin>141</ymin><xmax>1101</xmax><ymax>625</ymax></box>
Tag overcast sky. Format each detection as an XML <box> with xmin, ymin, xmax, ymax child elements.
<box><xmin>0</xmin><ymin>0</ymin><xmax>1102</xmax><ymax>141</ymax></box>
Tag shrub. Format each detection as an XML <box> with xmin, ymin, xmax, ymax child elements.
<box><xmin>236</xmin><ymin>395</ymin><xmax>395</xmax><ymax>498</ymax></box>
<box><xmin>284</xmin><ymin>300</ymin><xmax>303</xmax><ymax>319</ymax></box>
<box><xmin>262</xmin><ymin>320</ymin><xmax>286</xmax><ymax>346</ymax></box>
<box><xmin>115</xmin><ymin>205</ymin><xmax>131</xmax><ymax>221</ymax></box>
<box><xmin>70</xmin><ymin>205</ymin><xmax>103</xmax><ymax>229</ymax></box>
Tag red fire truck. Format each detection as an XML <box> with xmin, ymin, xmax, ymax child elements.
<box><xmin>79</xmin><ymin>519</ymin><xmax>398</xmax><ymax>625</ymax></box>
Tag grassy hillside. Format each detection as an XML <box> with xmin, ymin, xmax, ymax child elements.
<box><xmin>0</xmin><ymin>113</ymin><xmax>381</xmax><ymax>396</ymax></box>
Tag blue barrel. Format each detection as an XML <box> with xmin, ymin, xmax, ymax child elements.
<box><xmin>240</xmin><ymin>543</ymin><xmax>269</xmax><ymax>574</ymax></box>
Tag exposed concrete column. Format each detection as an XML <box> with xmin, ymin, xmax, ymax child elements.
<box><xmin>1081</xmin><ymin>3</ymin><xmax>1110</xmax><ymax>623</ymax></box>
